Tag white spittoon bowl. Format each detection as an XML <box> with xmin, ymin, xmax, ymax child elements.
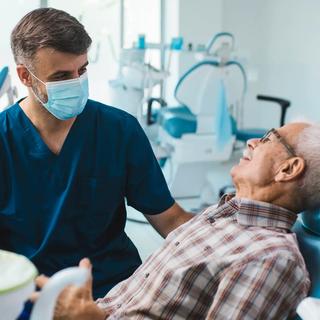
<box><xmin>0</xmin><ymin>249</ymin><xmax>38</xmax><ymax>320</ymax></box>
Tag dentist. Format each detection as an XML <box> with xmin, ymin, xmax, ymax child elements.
<box><xmin>0</xmin><ymin>7</ymin><xmax>192</xmax><ymax>315</ymax></box>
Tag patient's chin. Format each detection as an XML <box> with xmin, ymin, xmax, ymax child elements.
<box><xmin>230</xmin><ymin>161</ymin><xmax>246</xmax><ymax>181</ymax></box>
<box><xmin>230</xmin><ymin>164</ymin><xmax>239</xmax><ymax>179</ymax></box>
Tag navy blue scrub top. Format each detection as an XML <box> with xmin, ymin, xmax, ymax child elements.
<box><xmin>0</xmin><ymin>99</ymin><xmax>174</xmax><ymax>298</ymax></box>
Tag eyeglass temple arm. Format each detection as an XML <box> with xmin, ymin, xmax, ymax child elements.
<box><xmin>257</xmin><ymin>95</ymin><xmax>291</xmax><ymax>127</ymax></box>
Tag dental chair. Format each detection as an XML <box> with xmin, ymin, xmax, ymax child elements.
<box><xmin>292</xmin><ymin>209</ymin><xmax>320</xmax><ymax>319</ymax></box>
<box><xmin>0</xmin><ymin>66</ymin><xmax>17</xmax><ymax>111</ymax></box>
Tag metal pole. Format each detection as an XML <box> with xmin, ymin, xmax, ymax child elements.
<box><xmin>40</xmin><ymin>0</ymin><xmax>48</xmax><ymax>8</ymax></box>
<box><xmin>120</xmin><ymin>0</ymin><xmax>124</xmax><ymax>49</ymax></box>
<box><xmin>160</xmin><ymin>0</ymin><xmax>166</xmax><ymax>98</ymax></box>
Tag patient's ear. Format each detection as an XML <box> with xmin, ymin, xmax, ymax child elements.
<box><xmin>274</xmin><ymin>157</ymin><xmax>305</xmax><ymax>182</ymax></box>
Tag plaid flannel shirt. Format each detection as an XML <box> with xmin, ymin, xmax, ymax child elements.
<box><xmin>97</xmin><ymin>196</ymin><xmax>310</xmax><ymax>319</ymax></box>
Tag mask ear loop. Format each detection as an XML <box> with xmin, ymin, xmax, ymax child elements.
<box><xmin>26</xmin><ymin>67</ymin><xmax>46</xmax><ymax>85</ymax></box>
<box><xmin>26</xmin><ymin>67</ymin><xmax>47</xmax><ymax>105</ymax></box>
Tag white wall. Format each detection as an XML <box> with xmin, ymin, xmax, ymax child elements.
<box><xmin>222</xmin><ymin>0</ymin><xmax>320</xmax><ymax>128</ymax></box>
<box><xmin>179</xmin><ymin>0</ymin><xmax>222</xmax><ymax>47</ymax></box>
<box><xmin>164</xmin><ymin>0</ymin><xmax>223</xmax><ymax>104</ymax></box>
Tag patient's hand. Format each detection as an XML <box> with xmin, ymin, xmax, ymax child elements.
<box><xmin>32</xmin><ymin>258</ymin><xmax>107</xmax><ymax>320</ymax></box>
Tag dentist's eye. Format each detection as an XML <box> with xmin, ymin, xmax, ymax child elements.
<box><xmin>50</xmin><ymin>73</ymin><xmax>70</xmax><ymax>81</ymax></box>
<box><xmin>54</xmin><ymin>76</ymin><xmax>68</xmax><ymax>81</ymax></box>
<box><xmin>79</xmin><ymin>68</ymin><xmax>87</xmax><ymax>75</ymax></box>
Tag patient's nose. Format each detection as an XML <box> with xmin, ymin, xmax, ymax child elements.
<box><xmin>247</xmin><ymin>138</ymin><xmax>260</xmax><ymax>150</ymax></box>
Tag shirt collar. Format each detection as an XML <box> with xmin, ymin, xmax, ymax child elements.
<box><xmin>213</xmin><ymin>193</ymin><xmax>297</xmax><ymax>230</ymax></box>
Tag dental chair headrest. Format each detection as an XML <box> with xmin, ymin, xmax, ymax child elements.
<box><xmin>301</xmin><ymin>209</ymin><xmax>320</xmax><ymax>236</ymax></box>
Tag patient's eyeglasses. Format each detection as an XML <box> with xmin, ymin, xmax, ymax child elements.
<box><xmin>260</xmin><ymin>128</ymin><xmax>297</xmax><ymax>157</ymax></box>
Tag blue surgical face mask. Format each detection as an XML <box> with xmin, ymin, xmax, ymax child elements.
<box><xmin>28</xmin><ymin>69</ymin><xmax>89</xmax><ymax>120</ymax></box>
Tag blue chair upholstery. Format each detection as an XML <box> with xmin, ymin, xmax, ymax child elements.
<box><xmin>157</xmin><ymin>106</ymin><xmax>196</xmax><ymax>138</ymax></box>
<box><xmin>292</xmin><ymin>209</ymin><xmax>320</xmax><ymax>298</ymax></box>
<box><xmin>300</xmin><ymin>210</ymin><xmax>320</xmax><ymax>237</ymax></box>
<box><xmin>157</xmin><ymin>106</ymin><xmax>191</xmax><ymax>125</ymax></box>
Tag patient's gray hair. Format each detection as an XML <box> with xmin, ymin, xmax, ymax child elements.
<box><xmin>295</xmin><ymin>123</ymin><xmax>320</xmax><ymax>209</ymax></box>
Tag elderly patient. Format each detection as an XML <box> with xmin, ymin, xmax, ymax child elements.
<box><xmin>36</xmin><ymin>122</ymin><xmax>320</xmax><ymax>319</ymax></box>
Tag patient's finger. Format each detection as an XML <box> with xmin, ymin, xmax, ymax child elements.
<box><xmin>79</xmin><ymin>257</ymin><xmax>93</xmax><ymax>300</ymax></box>
<box><xmin>35</xmin><ymin>274</ymin><xmax>49</xmax><ymax>288</ymax></box>
<box><xmin>79</xmin><ymin>257</ymin><xmax>92</xmax><ymax>269</ymax></box>
<box><xmin>29</xmin><ymin>291</ymin><xmax>40</xmax><ymax>303</ymax></box>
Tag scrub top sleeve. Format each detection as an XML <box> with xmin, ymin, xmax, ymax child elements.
<box><xmin>125</xmin><ymin>116</ymin><xmax>174</xmax><ymax>215</ymax></box>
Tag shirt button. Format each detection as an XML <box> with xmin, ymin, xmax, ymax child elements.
<box><xmin>175</xmin><ymin>241</ymin><xmax>180</xmax><ymax>246</ymax></box>
<box><xmin>208</xmin><ymin>217</ymin><xmax>215</xmax><ymax>223</ymax></box>
<box><xmin>145</xmin><ymin>273</ymin><xmax>150</xmax><ymax>278</ymax></box>
<box><xmin>117</xmin><ymin>303</ymin><xmax>122</xmax><ymax>309</ymax></box>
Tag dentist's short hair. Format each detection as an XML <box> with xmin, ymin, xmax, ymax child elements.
<box><xmin>11</xmin><ymin>8</ymin><xmax>92</xmax><ymax>65</ymax></box>
<box><xmin>295</xmin><ymin>123</ymin><xmax>320</xmax><ymax>209</ymax></box>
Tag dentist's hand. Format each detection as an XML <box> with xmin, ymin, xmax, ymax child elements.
<box><xmin>32</xmin><ymin>258</ymin><xmax>107</xmax><ymax>320</ymax></box>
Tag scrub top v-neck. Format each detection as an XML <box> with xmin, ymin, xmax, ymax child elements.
<box><xmin>0</xmin><ymin>99</ymin><xmax>174</xmax><ymax>298</ymax></box>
